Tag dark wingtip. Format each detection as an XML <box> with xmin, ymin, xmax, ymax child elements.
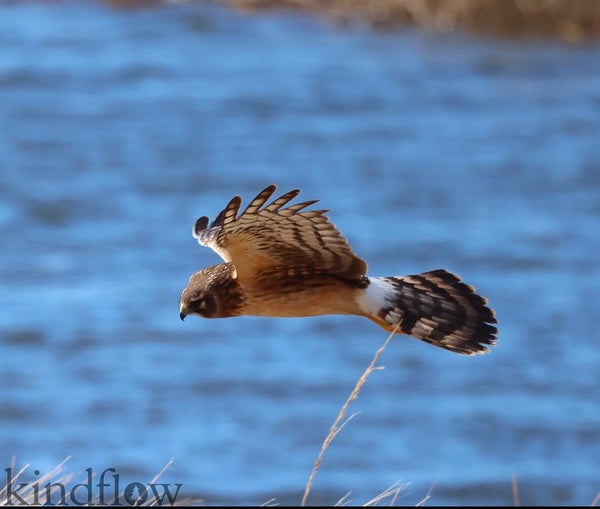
<box><xmin>193</xmin><ymin>216</ymin><xmax>209</xmax><ymax>237</ymax></box>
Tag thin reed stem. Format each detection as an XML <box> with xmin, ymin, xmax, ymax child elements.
<box><xmin>301</xmin><ymin>325</ymin><xmax>398</xmax><ymax>506</ymax></box>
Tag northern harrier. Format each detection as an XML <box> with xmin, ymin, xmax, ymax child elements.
<box><xmin>179</xmin><ymin>185</ymin><xmax>497</xmax><ymax>355</ymax></box>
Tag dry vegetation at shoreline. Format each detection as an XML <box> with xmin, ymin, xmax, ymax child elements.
<box><xmin>102</xmin><ymin>0</ymin><xmax>600</xmax><ymax>43</ymax></box>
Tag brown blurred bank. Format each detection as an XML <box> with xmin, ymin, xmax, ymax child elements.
<box><xmin>107</xmin><ymin>0</ymin><xmax>600</xmax><ymax>43</ymax></box>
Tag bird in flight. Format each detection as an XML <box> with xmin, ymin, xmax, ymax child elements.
<box><xmin>179</xmin><ymin>185</ymin><xmax>497</xmax><ymax>355</ymax></box>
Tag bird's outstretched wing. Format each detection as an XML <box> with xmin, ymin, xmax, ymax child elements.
<box><xmin>193</xmin><ymin>184</ymin><xmax>367</xmax><ymax>283</ymax></box>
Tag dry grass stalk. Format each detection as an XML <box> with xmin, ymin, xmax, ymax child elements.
<box><xmin>301</xmin><ymin>325</ymin><xmax>399</xmax><ymax>506</ymax></box>
<box><xmin>415</xmin><ymin>478</ymin><xmax>437</xmax><ymax>507</ymax></box>
<box><xmin>0</xmin><ymin>457</ymin><xmax>75</xmax><ymax>506</ymax></box>
<box><xmin>363</xmin><ymin>481</ymin><xmax>409</xmax><ymax>506</ymax></box>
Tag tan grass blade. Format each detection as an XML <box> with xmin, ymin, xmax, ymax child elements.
<box><xmin>301</xmin><ymin>325</ymin><xmax>399</xmax><ymax>506</ymax></box>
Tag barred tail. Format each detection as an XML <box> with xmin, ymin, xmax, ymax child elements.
<box><xmin>360</xmin><ymin>270</ymin><xmax>498</xmax><ymax>355</ymax></box>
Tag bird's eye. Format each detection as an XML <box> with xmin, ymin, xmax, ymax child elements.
<box><xmin>190</xmin><ymin>293</ymin><xmax>207</xmax><ymax>310</ymax></box>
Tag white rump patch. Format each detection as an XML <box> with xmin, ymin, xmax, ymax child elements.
<box><xmin>356</xmin><ymin>277</ymin><xmax>396</xmax><ymax>317</ymax></box>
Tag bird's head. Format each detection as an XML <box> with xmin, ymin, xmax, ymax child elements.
<box><xmin>179</xmin><ymin>271</ymin><xmax>217</xmax><ymax>320</ymax></box>
<box><xmin>179</xmin><ymin>263</ymin><xmax>241</xmax><ymax>321</ymax></box>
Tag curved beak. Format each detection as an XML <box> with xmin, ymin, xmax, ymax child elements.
<box><xmin>179</xmin><ymin>302</ymin><xmax>188</xmax><ymax>321</ymax></box>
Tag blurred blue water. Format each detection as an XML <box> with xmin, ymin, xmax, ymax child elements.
<box><xmin>1</xmin><ymin>1</ymin><xmax>599</xmax><ymax>505</ymax></box>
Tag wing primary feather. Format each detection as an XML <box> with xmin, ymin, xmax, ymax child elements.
<box><xmin>222</xmin><ymin>196</ymin><xmax>242</xmax><ymax>225</ymax></box>
<box><xmin>210</xmin><ymin>209</ymin><xmax>225</xmax><ymax>228</ymax></box>
<box><xmin>210</xmin><ymin>208</ymin><xmax>226</xmax><ymax>228</ymax></box>
<box><xmin>241</xmin><ymin>184</ymin><xmax>278</xmax><ymax>216</ymax></box>
<box><xmin>264</xmin><ymin>189</ymin><xmax>301</xmax><ymax>212</ymax></box>
<box><xmin>284</xmin><ymin>199</ymin><xmax>319</xmax><ymax>213</ymax></box>
<box><xmin>301</xmin><ymin>209</ymin><xmax>330</xmax><ymax>220</ymax></box>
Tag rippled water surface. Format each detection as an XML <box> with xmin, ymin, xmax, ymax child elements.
<box><xmin>1</xmin><ymin>1</ymin><xmax>599</xmax><ymax>505</ymax></box>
